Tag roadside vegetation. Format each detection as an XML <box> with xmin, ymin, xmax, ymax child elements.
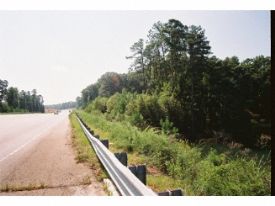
<box><xmin>0</xmin><ymin>79</ymin><xmax>44</xmax><ymax>113</ymax></box>
<box><xmin>69</xmin><ymin>112</ymin><xmax>107</xmax><ymax>182</ymax></box>
<box><xmin>77</xmin><ymin>20</ymin><xmax>270</xmax><ymax>149</ymax></box>
<box><xmin>45</xmin><ymin>101</ymin><xmax>76</xmax><ymax>110</ymax></box>
<box><xmin>75</xmin><ymin>19</ymin><xmax>271</xmax><ymax>195</ymax></box>
<box><xmin>77</xmin><ymin>110</ymin><xmax>270</xmax><ymax>195</ymax></box>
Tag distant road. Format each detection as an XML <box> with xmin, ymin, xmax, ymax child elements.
<box><xmin>0</xmin><ymin>111</ymin><xmax>105</xmax><ymax>195</ymax></box>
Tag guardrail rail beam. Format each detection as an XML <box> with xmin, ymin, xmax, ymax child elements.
<box><xmin>76</xmin><ymin>115</ymin><xmax>156</xmax><ymax>196</ymax></box>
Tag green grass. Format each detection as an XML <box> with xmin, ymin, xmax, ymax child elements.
<box><xmin>78</xmin><ymin>115</ymin><xmax>185</xmax><ymax>193</ymax></box>
<box><xmin>109</xmin><ymin>140</ymin><xmax>184</xmax><ymax>193</ymax></box>
<box><xmin>69</xmin><ymin>113</ymin><xmax>108</xmax><ymax>182</ymax></box>
<box><xmin>76</xmin><ymin>110</ymin><xmax>271</xmax><ymax>195</ymax></box>
<box><xmin>75</xmin><ymin>111</ymin><xmax>188</xmax><ymax>193</ymax></box>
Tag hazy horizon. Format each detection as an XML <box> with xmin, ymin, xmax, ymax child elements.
<box><xmin>0</xmin><ymin>11</ymin><xmax>270</xmax><ymax>104</ymax></box>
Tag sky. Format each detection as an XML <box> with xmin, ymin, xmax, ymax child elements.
<box><xmin>0</xmin><ymin>11</ymin><xmax>270</xmax><ymax>104</ymax></box>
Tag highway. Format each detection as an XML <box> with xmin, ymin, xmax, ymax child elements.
<box><xmin>0</xmin><ymin>111</ymin><xmax>105</xmax><ymax>195</ymax></box>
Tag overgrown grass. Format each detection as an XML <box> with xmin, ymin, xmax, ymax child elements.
<box><xmin>76</xmin><ymin>110</ymin><xmax>271</xmax><ymax>195</ymax></box>
<box><xmin>109</xmin><ymin>139</ymin><xmax>185</xmax><ymax>193</ymax></box>
<box><xmin>69</xmin><ymin>113</ymin><xmax>108</xmax><ymax>182</ymax></box>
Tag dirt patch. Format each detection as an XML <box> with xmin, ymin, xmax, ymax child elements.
<box><xmin>147</xmin><ymin>166</ymin><xmax>161</xmax><ymax>176</ymax></box>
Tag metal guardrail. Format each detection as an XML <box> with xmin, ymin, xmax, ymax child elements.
<box><xmin>76</xmin><ymin>116</ymin><xmax>157</xmax><ymax>196</ymax></box>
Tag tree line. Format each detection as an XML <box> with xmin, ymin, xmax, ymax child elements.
<box><xmin>77</xmin><ymin>19</ymin><xmax>270</xmax><ymax>148</ymax></box>
<box><xmin>45</xmin><ymin>101</ymin><xmax>76</xmax><ymax>110</ymax></box>
<box><xmin>0</xmin><ymin>79</ymin><xmax>45</xmax><ymax>113</ymax></box>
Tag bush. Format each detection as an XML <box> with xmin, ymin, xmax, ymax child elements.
<box><xmin>160</xmin><ymin>116</ymin><xmax>179</xmax><ymax>135</ymax></box>
<box><xmin>153</xmin><ymin>145</ymin><xmax>177</xmax><ymax>173</ymax></box>
<box><xmin>0</xmin><ymin>103</ymin><xmax>10</xmax><ymax>112</ymax></box>
<box><xmin>126</xmin><ymin>93</ymin><xmax>164</xmax><ymax>127</ymax></box>
<box><xmin>85</xmin><ymin>97</ymin><xmax>108</xmax><ymax>113</ymax></box>
<box><xmin>106</xmin><ymin>90</ymin><xmax>134</xmax><ymax>118</ymax></box>
<box><xmin>158</xmin><ymin>90</ymin><xmax>187</xmax><ymax>133</ymax></box>
<box><xmin>127</xmin><ymin>111</ymin><xmax>144</xmax><ymax>127</ymax></box>
<box><xmin>193</xmin><ymin>158</ymin><xmax>270</xmax><ymax>195</ymax></box>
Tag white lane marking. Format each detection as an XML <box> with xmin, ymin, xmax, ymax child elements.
<box><xmin>0</xmin><ymin>118</ymin><xmax>63</xmax><ymax>163</ymax></box>
<box><xmin>0</xmin><ymin>136</ymin><xmax>37</xmax><ymax>162</ymax></box>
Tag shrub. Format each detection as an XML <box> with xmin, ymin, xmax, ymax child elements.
<box><xmin>85</xmin><ymin>97</ymin><xmax>108</xmax><ymax>113</ymax></box>
<box><xmin>160</xmin><ymin>116</ymin><xmax>179</xmax><ymax>135</ymax></box>
<box><xmin>193</xmin><ymin>158</ymin><xmax>270</xmax><ymax>195</ymax></box>
<box><xmin>126</xmin><ymin>93</ymin><xmax>164</xmax><ymax>127</ymax></box>
<box><xmin>158</xmin><ymin>90</ymin><xmax>187</xmax><ymax>133</ymax></box>
<box><xmin>0</xmin><ymin>103</ymin><xmax>10</xmax><ymax>112</ymax></box>
<box><xmin>106</xmin><ymin>90</ymin><xmax>134</xmax><ymax>118</ymax></box>
<box><xmin>127</xmin><ymin>111</ymin><xmax>144</xmax><ymax>127</ymax></box>
<box><xmin>153</xmin><ymin>146</ymin><xmax>176</xmax><ymax>173</ymax></box>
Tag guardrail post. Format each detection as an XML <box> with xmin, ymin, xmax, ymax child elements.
<box><xmin>136</xmin><ymin>165</ymin><xmax>146</xmax><ymax>185</ymax></box>
<box><xmin>101</xmin><ymin>139</ymin><xmax>109</xmax><ymax>149</ymax></box>
<box><xmin>128</xmin><ymin>165</ymin><xmax>137</xmax><ymax>175</ymax></box>
<box><xmin>114</xmin><ymin>152</ymin><xmax>128</xmax><ymax>167</ymax></box>
<box><xmin>128</xmin><ymin>165</ymin><xmax>146</xmax><ymax>185</ymax></box>
<box><xmin>94</xmin><ymin>134</ymin><xmax>100</xmax><ymax>139</ymax></box>
<box><xmin>158</xmin><ymin>189</ymin><xmax>183</xmax><ymax>196</ymax></box>
<box><xmin>170</xmin><ymin>189</ymin><xmax>183</xmax><ymax>196</ymax></box>
<box><xmin>158</xmin><ymin>191</ymin><xmax>170</xmax><ymax>196</ymax></box>
<box><xmin>87</xmin><ymin>128</ymin><xmax>94</xmax><ymax>135</ymax></box>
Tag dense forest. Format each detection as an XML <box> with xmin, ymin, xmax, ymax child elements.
<box><xmin>77</xmin><ymin>19</ymin><xmax>270</xmax><ymax>149</ymax></box>
<box><xmin>45</xmin><ymin>101</ymin><xmax>77</xmax><ymax>110</ymax></box>
<box><xmin>0</xmin><ymin>79</ymin><xmax>44</xmax><ymax>113</ymax></box>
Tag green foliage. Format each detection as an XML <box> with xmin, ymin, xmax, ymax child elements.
<box><xmin>75</xmin><ymin>18</ymin><xmax>271</xmax><ymax>196</ymax></box>
<box><xmin>0</xmin><ymin>102</ymin><xmax>10</xmax><ymax>112</ymax></box>
<box><xmin>126</xmin><ymin>39</ymin><xmax>146</xmax><ymax>78</ymax></box>
<box><xmin>0</xmin><ymin>79</ymin><xmax>8</xmax><ymax>102</ymax></box>
<box><xmin>80</xmin><ymin>84</ymin><xmax>99</xmax><ymax>107</ymax></box>
<box><xmin>127</xmin><ymin>111</ymin><xmax>144</xmax><ymax>127</ymax></box>
<box><xmin>124</xmin><ymin>72</ymin><xmax>145</xmax><ymax>93</ymax></box>
<box><xmin>0</xmin><ymin>79</ymin><xmax>44</xmax><ymax>113</ymax></box>
<box><xmin>98</xmin><ymin>72</ymin><xmax>124</xmax><ymax>97</ymax></box>
<box><xmin>204</xmin><ymin>56</ymin><xmax>270</xmax><ymax>147</ymax></box>
<box><xmin>160</xmin><ymin>116</ymin><xmax>178</xmax><ymax>135</ymax></box>
<box><xmin>126</xmin><ymin>93</ymin><xmax>164</xmax><ymax>127</ymax></box>
<box><xmin>6</xmin><ymin>87</ymin><xmax>19</xmax><ymax>108</ymax></box>
<box><xmin>192</xmin><ymin>157</ymin><xmax>270</xmax><ymax>195</ymax></box>
<box><xmin>85</xmin><ymin>96</ymin><xmax>108</xmax><ymax>113</ymax></box>
<box><xmin>106</xmin><ymin>90</ymin><xmax>133</xmax><ymax>117</ymax></box>
<box><xmin>158</xmin><ymin>85</ymin><xmax>187</xmax><ymax>132</ymax></box>
<box><xmin>45</xmin><ymin>101</ymin><xmax>76</xmax><ymax>110</ymax></box>
<box><xmin>77</xmin><ymin>110</ymin><xmax>271</xmax><ymax>195</ymax></box>
<box><xmin>77</xmin><ymin>18</ymin><xmax>270</xmax><ymax>148</ymax></box>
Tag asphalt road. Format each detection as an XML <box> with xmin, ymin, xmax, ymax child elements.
<box><xmin>0</xmin><ymin>111</ymin><xmax>105</xmax><ymax>195</ymax></box>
